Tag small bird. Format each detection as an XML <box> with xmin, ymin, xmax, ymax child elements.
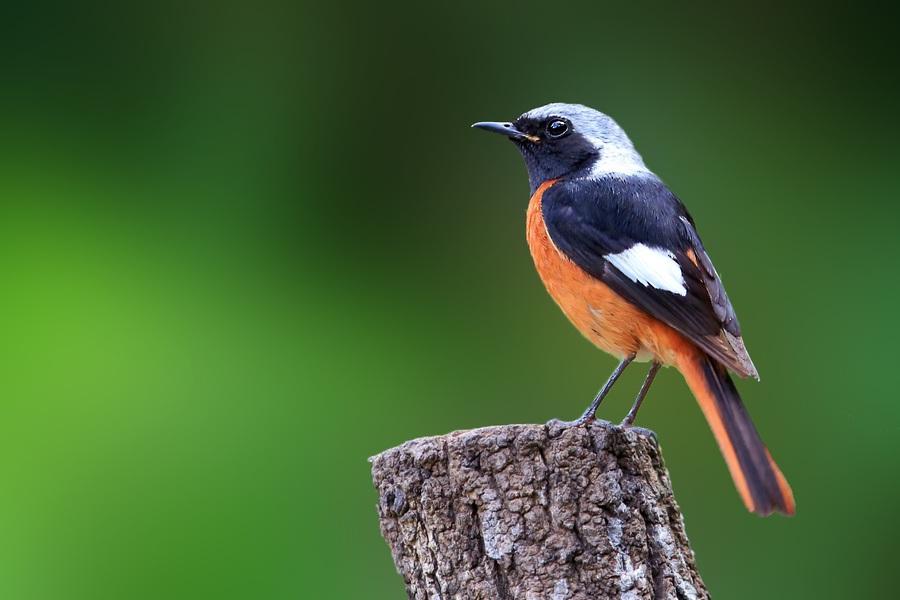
<box><xmin>473</xmin><ymin>103</ymin><xmax>794</xmax><ymax>516</ymax></box>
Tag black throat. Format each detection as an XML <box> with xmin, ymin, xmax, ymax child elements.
<box><xmin>511</xmin><ymin>131</ymin><xmax>599</xmax><ymax>193</ymax></box>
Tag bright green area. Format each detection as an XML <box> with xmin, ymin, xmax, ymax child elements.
<box><xmin>1</xmin><ymin>2</ymin><xmax>898</xmax><ymax>598</ymax></box>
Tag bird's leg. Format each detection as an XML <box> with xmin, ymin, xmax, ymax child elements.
<box><xmin>575</xmin><ymin>355</ymin><xmax>635</xmax><ymax>424</ymax></box>
<box><xmin>620</xmin><ymin>361</ymin><xmax>661</xmax><ymax>427</ymax></box>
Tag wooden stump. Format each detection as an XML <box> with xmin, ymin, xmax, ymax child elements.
<box><xmin>370</xmin><ymin>420</ymin><xmax>709</xmax><ymax>600</ymax></box>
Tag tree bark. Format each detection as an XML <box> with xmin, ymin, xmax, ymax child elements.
<box><xmin>370</xmin><ymin>420</ymin><xmax>709</xmax><ymax>600</ymax></box>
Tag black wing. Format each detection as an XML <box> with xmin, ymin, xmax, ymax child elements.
<box><xmin>542</xmin><ymin>177</ymin><xmax>758</xmax><ymax>378</ymax></box>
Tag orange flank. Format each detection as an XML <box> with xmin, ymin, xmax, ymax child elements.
<box><xmin>527</xmin><ymin>179</ymin><xmax>694</xmax><ymax>366</ymax></box>
<box><xmin>526</xmin><ymin>179</ymin><xmax>795</xmax><ymax>516</ymax></box>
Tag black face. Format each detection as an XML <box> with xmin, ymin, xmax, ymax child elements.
<box><xmin>511</xmin><ymin>115</ymin><xmax>598</xmax><ymax>192</ymax></box>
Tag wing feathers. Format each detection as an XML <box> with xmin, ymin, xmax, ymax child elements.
<box><xmin>542</xmin><ymin>178</ymin><xmax>758</xmax><ymax>378</ymax></box>
<box><xmin>604</xmin><ymin>244</ymin><xmax>687</xmax><ymax>296</ymax></box>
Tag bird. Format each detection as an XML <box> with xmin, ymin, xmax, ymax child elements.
<box><xmin>472</xmin><ymin>103</ymin><xmax>794</xmax><ymax>516</ymax></box>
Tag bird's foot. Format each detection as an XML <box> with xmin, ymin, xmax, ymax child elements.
<box><xmin>548</xmin><ymin>414</ymin><xmax>594</xmax><ymax>429</ymax></box>
<box><xmin>619</xmin><ymin>412</ymin><xmax>638</xmax><ymax>428</ymax></box>
<box><xmin>618</xmin><ymin>424</ymin><xmax>658</xmax><ymax>442</ymax></box>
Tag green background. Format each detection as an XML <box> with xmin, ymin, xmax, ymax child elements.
<box><xmin>2</xmin><ymin>2</ymin><xmax>898</xmax><ymax>598</ymax></box>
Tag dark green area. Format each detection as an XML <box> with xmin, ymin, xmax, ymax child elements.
<box><xmin>1</xmin><ymin>2</ymin><xmax>898</xmax><ymax>598</ymax></box>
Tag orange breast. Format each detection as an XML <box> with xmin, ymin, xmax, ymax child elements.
<box><xmin>526</xmin><ymin>180</ymin><xmax>691</xmax><ymax>365</ymax></box>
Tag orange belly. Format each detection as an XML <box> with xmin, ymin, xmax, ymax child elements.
<box><xmin>526</xmin><ymin>180</ymin><xmax>693</xmax><ymax>365</ymax></box>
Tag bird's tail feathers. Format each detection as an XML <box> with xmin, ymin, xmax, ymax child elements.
<box><xmin>678</xmin><ymin>353</ymin><xmax>795</xmax><ymax>516</ymax></box>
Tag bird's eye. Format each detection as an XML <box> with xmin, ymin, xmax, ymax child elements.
<box><xmin>546</xmin><ymin>119</ymin><xmax>569</xmax><ymax>138</ymax></box>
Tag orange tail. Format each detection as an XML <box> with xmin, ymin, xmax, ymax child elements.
<box><xmin>678</xmin><ymin>353</ymin><xmax>795</xmax><ymax>516</ymax></box>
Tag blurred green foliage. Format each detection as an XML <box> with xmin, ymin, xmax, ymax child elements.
<box><xmin>0</xmin><ymin>1</ymin><xmax>898</xmax><ymax>598</ymax></box>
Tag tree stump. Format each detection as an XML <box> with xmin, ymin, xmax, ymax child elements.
<box><xmin>370</xmin><ymin>420</ymin><xmax>709</xmax><ymax>600</ymax></box>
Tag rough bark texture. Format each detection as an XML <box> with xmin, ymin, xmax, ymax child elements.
<box><xmin>370</xmin><ymin>420</ymin><xmax>709</xmax><ymax>600</ymax></box>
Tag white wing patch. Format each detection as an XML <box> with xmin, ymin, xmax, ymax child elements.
<box><xmin>604</xmin><ymin>244</ymin><xmax>687</xmax><ymax>296</ymax></box>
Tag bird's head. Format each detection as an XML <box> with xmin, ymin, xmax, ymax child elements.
<box><xmin>473</xmin><ymin>103</ymin><xmax>649</xmax><ymax>192</ymax></box>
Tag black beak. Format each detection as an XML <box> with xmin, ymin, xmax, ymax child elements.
<box><xmin>471</xmin><ymin>121</ymin><xmax>537</xmax><ymax>142</ymax></box>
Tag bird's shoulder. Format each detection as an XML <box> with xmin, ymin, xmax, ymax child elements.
<box><xmin>543</xmin><ymin>175</ymin><xmax>689</xmax><ymax>248</ymax></box>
